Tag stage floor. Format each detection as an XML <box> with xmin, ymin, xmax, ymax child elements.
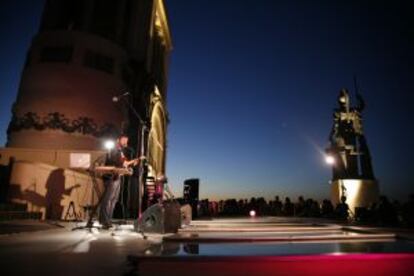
<box><xmin>147</xmin><ymin>217</ymin><xmax>414</xmax><ymax>256</ymax></box>
<box><xmin>0</xmin><ymin>217</ymin><xmax>413</xmax><ymax>275</ymax></box>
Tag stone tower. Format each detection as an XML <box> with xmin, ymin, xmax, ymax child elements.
<box><xmin>5</xmin><ymin>0</ymin><xmax>171</xmax><ymax>176</ymax></box>
<box><xmin>0</xmin><ymin>0</ymin><xmax>172</xmax><ymax>218</ymax></box>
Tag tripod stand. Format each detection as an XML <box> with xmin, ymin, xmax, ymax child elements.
<box><xmin>72</xmin><ymin>168</ymin><xmax>104</xmax><ymax>231</ymax></box>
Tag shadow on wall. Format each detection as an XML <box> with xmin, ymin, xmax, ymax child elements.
<box><xmin>8</xmin><ymin>168</ymin><xmax>80</xmax><ymax>219</ymax></box>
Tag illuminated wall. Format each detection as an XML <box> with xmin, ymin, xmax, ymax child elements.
<box><xmin>147</xmin><ymin>87</ymin><xmax>167</xmax><ymax>178</ymax></box>
<box><xmin>331</xmin><ymin>179</ymin><xmax>379</xmax><ymax>214</ymax></box>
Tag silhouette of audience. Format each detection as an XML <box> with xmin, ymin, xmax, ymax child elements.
<box><xmin>192</xmin><ymin>193</ymin><xmax>414</xmax><ymax>227</ymax></box>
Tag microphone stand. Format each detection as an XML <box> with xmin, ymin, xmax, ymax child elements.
<box><xmin>115</xmin><ymin>94</ymin><xmax>148</xmax><ymax>220</ymax></box>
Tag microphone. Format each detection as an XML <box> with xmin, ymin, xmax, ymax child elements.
<box><xmin>112</xmin><ymin>92</ymin><xmax>130</xmax><ymax>102</ymax></box>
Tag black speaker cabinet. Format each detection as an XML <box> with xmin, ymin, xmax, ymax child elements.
<box><xmin>183</xmin><ymin>178</ymin><xmax>199</xmax><ymax>219</ymax></box>
<box><xmin>135</xmin><ymin>201</ymin><xmax>181</xmax><ymax>234</ymax></box>
<box><xmin>183</xmin><ymin>178</ymin><xmax>199</xmax><ymax>202</ymax></box>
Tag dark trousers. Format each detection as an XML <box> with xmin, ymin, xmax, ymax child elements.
<box><xmin>99</xmin><ymin>177</ymin><xmax>121</xmax><ymax>226</ymax></box>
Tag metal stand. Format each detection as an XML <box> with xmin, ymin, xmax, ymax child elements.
<box><xmin>72</xmin><ymin>169</ymin><xmax>103</xmax><ymax>231</ymax></box>
<box><xmin>64</xmin><ymin>201</ymin><xmax>81</xmax><ymax>221</ymax></box>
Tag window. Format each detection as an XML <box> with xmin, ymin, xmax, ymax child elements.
<box><xmin>39</xmin><ymin>46</ymin><xmax>73</xmax><ymax>63</ymax></box>
<box><xmin>83</xmin><ymin>50</ymin><xmax>115</xmax><ymax>74</ymax></box>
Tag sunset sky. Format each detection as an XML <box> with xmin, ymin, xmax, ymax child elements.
<box><xmin>0</xmin><ymin>0</ymin><xmax>412</xmax><ymax>201</ymax></box>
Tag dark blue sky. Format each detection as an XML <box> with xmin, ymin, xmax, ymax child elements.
<box><xmin>0</xmin><ymin>1</ymin><xmax>413</xmax><ymax>201</ymax></box>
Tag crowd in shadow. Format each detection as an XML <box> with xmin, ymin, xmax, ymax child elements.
<box><xmin>195</xmin><ymin>194</ymin><xmax>414</xmax><ymax>227</ymax></box>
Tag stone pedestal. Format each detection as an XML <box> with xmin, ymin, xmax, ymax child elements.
<box><xmin>331</xmin><ymin>179</ymin><xmax>379</xmax><ymax>214</ymax></box>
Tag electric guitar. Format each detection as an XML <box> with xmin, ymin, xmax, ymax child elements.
<box><xmin>94</xmin><ymin>156</ymin><xmax>146</xmax><ymax>176</ymax></box>
<box><xmin>123</xmin><ymin>156</ymin><xmax>146</xmax><ymax>168</ymax></box>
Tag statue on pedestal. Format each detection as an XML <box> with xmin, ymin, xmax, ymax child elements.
<box><xmin>326</xmin><ymin>88</ymin><xmax>379</xmax><ymax>215</ymax></box>
<box><xmin>326</xmin><ymin>88</ymin><xmax>375</xmax><ymax>181</ymax></box>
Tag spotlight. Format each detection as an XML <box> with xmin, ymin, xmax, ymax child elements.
<box><xmin>249</xmin><ymin>210</ymin><xmax>256</xmax><ymax>217</ymax></box>
<box><xmin>325</xmin><ymin>155</ymin><xmax>335</xmax><ymax>165</ymax></box>
<box><xmin>104</xmin><ymin>140</ymin><xmax>115</xmax><ymax>150</ymax></box>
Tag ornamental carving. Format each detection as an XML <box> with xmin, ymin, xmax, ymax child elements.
<box><xmin>7</xmin><ymin>112</ymin><xmax>119</xmax><ymax>138</ymax></box>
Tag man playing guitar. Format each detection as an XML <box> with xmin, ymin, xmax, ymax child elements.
<box><xmin>98</xmin><ymin>133</ymin><xmax>144</xmax><ymax>229</ymax></box>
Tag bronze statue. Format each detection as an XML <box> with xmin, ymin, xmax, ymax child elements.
<box><xmin>326</xmin><ymin>89</ymin><xmax>375</xmax><ymax>181</ymax></box>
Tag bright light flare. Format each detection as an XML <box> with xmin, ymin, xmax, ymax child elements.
<box><xmin>325</xmin><ymin>155</ymin><xmax>335</xmax><ymax>165</ymax></box>
<box><xmin>249</xmin><ymin>210</ymin><xmax>256</xmax><ymax>217</ymax></box>
<box><xmin>104</xmin><ymin>140</ymin><xmax>115</xmax><ymax>150</ymax></box>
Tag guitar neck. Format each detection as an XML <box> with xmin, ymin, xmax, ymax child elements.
<box><xmin>125</xmin><ymin>158</ymin><xmax>139</xmax><ymax>166</ymax></box>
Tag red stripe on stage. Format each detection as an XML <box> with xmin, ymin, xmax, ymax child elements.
<box><xmin>135</xmin><ymin>253</ymin><xmax>414</xmax><ymax>276</ymax></box>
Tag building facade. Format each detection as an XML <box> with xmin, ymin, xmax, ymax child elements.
<box><xmin>1</xmin><ymin>0</ymin><xmax>172</xmax><ymax>219</ymax></box>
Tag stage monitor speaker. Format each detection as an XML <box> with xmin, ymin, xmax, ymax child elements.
<box><xmin>135</xmin><ymin>201</ymin><xmax>181</xmax><ymax>234</ymax></box>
